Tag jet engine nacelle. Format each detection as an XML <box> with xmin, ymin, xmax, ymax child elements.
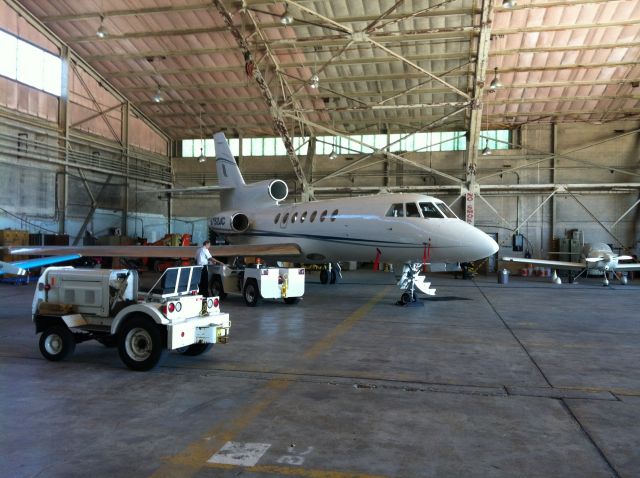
<box><xmin>239</xmin><ymin>179</ymin><xmax>288</xmax><ymax>206</ymax></box>
<box><xmin>209</xmin><ymin>211</ymin><xmax>250</xmax><ymax>234</ymax></box>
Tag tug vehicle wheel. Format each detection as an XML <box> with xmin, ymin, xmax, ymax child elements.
<box><xmin>243</xmin><ymin>280</ymin><xmax>261</xmax><ymax>307</ymax></box>
<box><xmin>210</xmin><ymin>276</ymin><xmax>227</xmax><ymax>299</ymax></box>
<box><xmin>39</xmin><ymin>325</ymin><xmax>76</xmax><ymax>361</ymax></box>
<box><xmin>118</xmin><ymin>315</ymin><xmax>166</xmax><ymax>371</ymax></box>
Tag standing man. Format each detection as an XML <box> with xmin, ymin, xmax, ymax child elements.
<box><xmin>195</xmin><ymin>240</ymin><xmax>223</xmax><ymax>296</ymax></box>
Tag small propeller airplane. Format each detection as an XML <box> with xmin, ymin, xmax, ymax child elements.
<box><xmin>502</xmin><ymin>242</ymin><xmax>640</xmax><ymax>286</ymax></box>
<box><xmin>0</xmin><ymin>254</ymin><xmax>81</xmax><ymax>276</ymax></box>
<box><xmin>7</xmin><ymin>132</ymin><xmax>500</xmax><ymax>300</ymax></box>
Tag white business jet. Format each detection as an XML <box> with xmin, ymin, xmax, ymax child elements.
<box><xmin>9</xmin><ymin>132</ymin><xmax>499</xmax><ymax>300</ymax></box>
<box><xmin>207</xmin><ymin>133</ymin><xmax>498</xmax><ymax>287</ymax></box>
<box><xmin>502</xmin><ymin>242</ymin><xmax>640</xmax><ymax>285</ymax></box>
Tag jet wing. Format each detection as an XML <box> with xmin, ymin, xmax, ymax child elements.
<box><xmin>0</xmin><ymin>254</ymin><xmax>81</xmax><ymax>276</ymax></box>
<box><xmin>8</xmin><ymin>243</ymin><xmax>301</xmax><ymax>259</ymax></box>
<box><xmin>501</xmin><ymin>257</ymin><xmax>586</xmax><ymax>270</ymax></box>
<box><xmin>614</xmin><ymin>262</ymin><xmax>640</xmax><ymax>271</ymax></box>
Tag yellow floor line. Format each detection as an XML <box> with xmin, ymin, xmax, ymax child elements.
<box><xmin>149</xmin><ymin>286</ymin><xmax>392</xmax><ymax>478</ymax></box>
<box><xmin>304</xmin><ymin>286</ymin><xmax>392</xmax><ymax>361</ymax></box>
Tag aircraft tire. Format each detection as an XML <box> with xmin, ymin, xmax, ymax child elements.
<box><xmin>400</xmin><ymin>292</ymin><xmax>413</xmax><ymax>305</ymax></box>
<box><xmin>283</xmin><ymin>297</ymin><xmax>300</xmax><ymax>305</ymax></box>
<box><xmin>330</xmin><ymin>269</ymin><xmax>337</xmax><ymax>284</ymax></box>
<box><xmin>320</xmin><ymin>269</ymin><xmax>329</xmax><ymax>284</ymax></box>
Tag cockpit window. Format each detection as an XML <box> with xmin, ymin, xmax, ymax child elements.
<box><xmin>406</xmin><ymin>203</ymin><xmax>420</xmax><ymax>217</ymax></box>
<box><xmin>436</xmin><ymin>202</ymin><xmax>458</xmax><ymax>219</ymax></box>
<box><xmin>386</xmin><ymin>203</ymin><xmax>404</xmax><ymax>217</ymax></box>
<box><xmin>419</xmin><ymin>202</ymin><xmax>444</xmax><ymax>219</ymax></box>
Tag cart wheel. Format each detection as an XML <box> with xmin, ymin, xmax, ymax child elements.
<box><xmin>118</xmin><ymin>315</ymin><xmax>166</xmax><ymax>371</ymax></box>
<box><xmin>243</xmin><ymin>280</ymin><xmax>261</xmax><ymax>307</ymax></box>
<box><xmin>39</xmin><ymin>325</ymin><xmax>76</xmax><ymax>361</ymax></box>
<box><xmin>284</xmin><ymin>297</ymin><xmax>300</xmax><ymax>305</ymax></box>
<box><xmin>178</xmin><ymin>343</ymin><xmax>213</xmax><ymax>356</ymax></box>
<box><xmin>210</xmin><ymin>276</ymin><xmax>227</xmax><ymax>299</ymax></box>
<box><xmin>320</xmin><ymin>269</ymin><xmax>329</xmax><ymax>284</ymax></box>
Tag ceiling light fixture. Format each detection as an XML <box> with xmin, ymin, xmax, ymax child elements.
<box><xmin>489</xmin><ymin>67</ymin><xmax>502</xmax><ymax>92</ymax></box>
<box><xmin>280</xmin><ymin>4</ymin><xmax>293</xmax><ymax>25</ymax></box>
<box><xmin>96</xmin><ymin>15</ymin><xmax>108</xmax><ymax>38</ymax></box>
<box><xmin>482</xmin><ymin>100</ymin><xmax>491</xmax><ymax>156</ymax></box>
<box><xmin>329</xmin><ymin>149</ymin><xmax>338</xmax><ymax>160</ymax></box>
<box><xmin>502</xmin><ymin>0</ymin><xmax>517</xmax><ymax>7</ymax></box>
<box><xmin>309</xmin><ymin>73</ymin><xmax>319</xmax><ymax>89</ymax></box>
<box><xmin>152</xmin><ymin>87</ymin><xmax>163</xmax><ymax>103</ymax></box>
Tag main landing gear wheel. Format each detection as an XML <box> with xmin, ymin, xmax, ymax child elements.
<box><xmin>243</xmin><ymin>280</ymin><xmax>261</xmax><ymax>307</ymax></box>
<box><xmin>178</xmin><ymin>343</ymin><xmax>213</xmax><ymax>356</ymax></box>
<box><xmin>39</xmin><ymin>325</ymin><xmax>76</xmax><ymax>361</ymax></box>
<box><xmin>118</xmin><ymin>315</ymin><xmax>166</xmax><ymax>371</ymax></box>
<box><xmin>330</xmin><ymin>269</ymin><xmax>337</xmax><ymax>284</ymax></box>
<box><xmin>320</xmin><ymin>269</ymin><xmax>329</xmax><ymax>284</ymax></box>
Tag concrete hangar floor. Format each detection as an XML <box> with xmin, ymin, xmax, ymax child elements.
<box><xmin>1</xmin><ymin>269</ymin><xmax>639</xmax><ymax>478</ymax></box>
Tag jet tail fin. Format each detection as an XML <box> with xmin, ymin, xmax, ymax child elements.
<box><xmin>214</xmin><ymin>132</ymin><xmax>245</xmax><ymax>188</ymax></box>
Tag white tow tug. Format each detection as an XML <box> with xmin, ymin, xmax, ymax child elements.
<box><xmin>209</xmin><ymin>262</ymin><xmax>305</xmax><ymax>306</ymax></box>
<box><xmin>32</xmin><ymin>265</ymin><xmax>230</xmax><ymax>371</ymax></box>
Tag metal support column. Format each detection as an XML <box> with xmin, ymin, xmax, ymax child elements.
<box><xmin>465</xmin><ymin>0</ymin><xmax>494</xmax><ymax>225</ymax></box>
<box><xmin>121</xmin><ymin>101</ymin><xmax>130</xmax><ymax>236</ymax></box>
<box><xmin>57</xmin><ymin>45</ymin><xmax>70</xmax><ymax>235</ymax></box>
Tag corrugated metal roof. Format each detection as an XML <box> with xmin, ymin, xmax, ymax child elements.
<box><xmin>17</xmin><ymin>0</ymin><xmax>640</xmax><ymax>139</ymax></box>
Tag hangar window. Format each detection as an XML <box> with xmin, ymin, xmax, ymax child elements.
<box><xmin>419</xmin><ymin>202</ymin><xmax>444</xmax><ymax>219</ymax></box>
<box><xmin>330</xmin><ymin>209</ymin><xmax>339</xmax><ymax>222</ymax></box>
<box><xmin>282</xmin><ymin>213</ymin><xmax>289</xmax><ymax>224</ymax></box>
<box><xmin>300</xmin><ymin>211</ymin><xmax>307</xmax><ymax>223</ymax></box>
<box><xmin>310</xmin><ymin>211</ymin><xmax>317</xmax><ymax>222</ymax></box>
<box><xmin>274</xmin><ymin>213</ymin><xmax>280</xmax><ymax>224</ymax></box>
<box><xmin>320</xmin><ymin>210</ymin><xmax>328</xmax><ymax>222</ymax></box>
<box><xmin>291</xmin><ymin>212</ymin><xmax>298</xmax><ymax>223</ymax></box>
<box><xmin>406</xmin><ymin>203</ymin><xmax>420</xmax><ymax>217</ymax></box>
<box><xmin>386</xmin><ymin>203</ymin><xmax>404</xmax><ymax>217</ymax></box>
<box><xmin>0</xmin><ymin>30</ymin><xmax>62</xmax><ymax>96</ymax></box>
<box><xmin>182</xmin><ymin>130</ymin><xmax>512</xmax><ymax>158</ymax></box>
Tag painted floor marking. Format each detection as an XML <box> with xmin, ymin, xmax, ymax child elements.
<box><xmin>207</xmin><ymin>441</ymin><xmax>271</xmax><ymax>466</ymax></box>
<box><xmin>150</xmin><ymin>287</ymin><xmax>391</xmax><ymax>477</ymax></box>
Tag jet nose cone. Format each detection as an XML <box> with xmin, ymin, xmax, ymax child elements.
<box><xmin>465</xmin><ymin>224</ymin><xmax>499</xmax><ymax>261</ymax></box>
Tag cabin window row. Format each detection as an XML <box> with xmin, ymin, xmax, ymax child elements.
<box><xmin>274</xmin><ymin>209</ymin><xmax>339</xmax><ymax>225</ymax></box>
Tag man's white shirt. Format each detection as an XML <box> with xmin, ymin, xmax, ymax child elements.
<box><xmin>196</xmin><ymin>246</ymin><xmax>212</xmax><ymax>266</ymax></box>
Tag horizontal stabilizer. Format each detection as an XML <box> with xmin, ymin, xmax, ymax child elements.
<box><xmin>136</xmin><ymin>185</ymin><xmax>233</xmax><ymax>194</ymax></box>
<box><xmin>617</xmin><ymin>255</ymin><xmax>634</xmax><ymax>261</ymax></box>
<box><xmin>585</xmin><ymin>257</ymin><xmax>603</xmax><ymax>263</ymax></box>
<box><xmin>614</xmin><ymin>262</ymin><xmax>640</xmax><ymax>271</ymax></box>
<box><xmin>9</xmin><ymin>244</ymin><xmax>302</xmax><ymax>259</ymax></box>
